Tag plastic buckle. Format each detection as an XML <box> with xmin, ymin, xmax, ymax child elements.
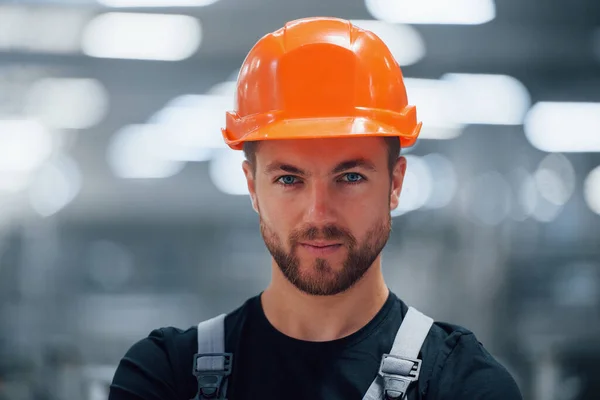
<box><xmin>192</xmin><ymin>353</ymin><xmax>233</xmax><ymax>400</ymax></box>
<box><xmin>378</xmin><ymin>354</ymin><xmax>422</xmax><ymax>400</ymax></box>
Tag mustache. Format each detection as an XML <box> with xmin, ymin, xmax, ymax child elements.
<box><xmin>289</xmin><ymin>225</ymin><xmax>357</xmax><ymax>246</ymax></box>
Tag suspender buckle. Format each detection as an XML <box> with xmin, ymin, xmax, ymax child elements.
<box><xmin>192</xmin><ymin>352</ymin><xmax>233</xmax><ymax>400</ymax></box>
<box><xmin>378</xmin><ymin>354</ymin><xmax>422</xmax><ymax>400</ymax></box>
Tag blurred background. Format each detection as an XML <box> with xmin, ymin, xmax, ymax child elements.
<box><xmin>0</xmin><ymin>0</ymin><xmax>599</xmax><ymax>399</ymax></box>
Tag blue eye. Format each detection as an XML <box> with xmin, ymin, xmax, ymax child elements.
<box><xmin>278</xmin><ymin>175</ymin><xmax>297</xmax><ymax>185</ymax></box>
<box><xmin>343</xmin><ymin>173</ymin><xmax>363</xmax><ymax>183</ymax></box>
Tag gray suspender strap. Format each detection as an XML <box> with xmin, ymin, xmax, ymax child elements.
<box><xmin>193</xmin><ymin>313</ymin><xmax>232</xmax><ymax>400</ymax></box>
<box><xmin>362</xmin><ymin>307</ymin><xmax>434</xmax><ymax>400</ymax></box>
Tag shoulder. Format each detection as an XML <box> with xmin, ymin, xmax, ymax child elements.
<box><xmin>422</xmin><ymin>320</ymin><xmax>522</xmax><ymax>399</ymax></box>
<box><xmin>129</xmin><ymin>325</ymin><xmax>199</xmax><ymax>369</ymax></box>
<box><xmin>392</xmin><ymin>297</ymin><xmax>521</xmax><ymax>399</ymax></box>
<box><xmin>109</xmin><ymin>300</ymin><xmax>251</xmax><ymax>400</ymax></box>
<box><xmin>109</xmin><ymin>326</ymin><xmax>197</xmax><ymax>399</ymax></box>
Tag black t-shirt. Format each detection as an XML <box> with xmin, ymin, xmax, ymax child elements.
<box><xmin>109</xmin><ymin>291</ymin><xmax>522</xmax><ymax>399</ymax></box>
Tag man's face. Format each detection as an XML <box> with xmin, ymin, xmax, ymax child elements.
<box><xmin>242</xmin><ymin>137</ymin><xmax>406</xmax><ymax>296</ymax></box>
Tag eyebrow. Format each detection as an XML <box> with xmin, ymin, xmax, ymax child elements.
<box><xmin>264</xmin><ymin>158</ymin><xmax>377</xmax><ymax>176</ymax></box>
<box><xmin>331</xmin><ymin>158</ymin><xmax>377</xmax><ymax>174</ymax></box>
<box><xmin>264</xmin><ymin>162</ymin><xmax>309</xmax><ymax>176</ymax></box>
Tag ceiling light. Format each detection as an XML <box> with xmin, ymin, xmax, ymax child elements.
<box><xmin>107</xmin><ymin>124</ymin><xmax>185</xmax><ymax>179</ymax></box>
<box><xmin>81</xmin><ymin>12</ymin><xmax>201</xmax><ymax>61</ymax></box>
<box><xmin>365</xmin><ymin>0</ymin><xmax>496</xmax><ymax>25</ymax></box>
<box><xmin>524</xmin><ymin>102</ymin><xmax>600</xmax><ymax>152</ymax></box>
<box><xmin>584</xmin><ymin>166</ymin><xmax>600</xmax><ymax>215</ymax></box>
<box><xmin>442</xmin><ymin>73</ymin><xmax>531</xmax><ymax>125</ymax></box>
<box><xmin>0</xmin><ymin>120</ymin><xmax>52</xmax><ymax>172</ymax></box>
<box><xmin>25</xmin><ymin>78</ymin><xmax>109</xmax><ymax>129</ymax></box>
<box><xmin>97</xmin><ymin>0</ymin><xmax>220</xmax><ymax>7</ymax></box>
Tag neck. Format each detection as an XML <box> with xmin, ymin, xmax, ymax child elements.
<box><xmin>260</xmin><ymin>257</ymin><xmax>389</xmax><ymax>342</ymax></box>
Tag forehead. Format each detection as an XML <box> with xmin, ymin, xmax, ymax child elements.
<box><xmin>254</xmin><ymin>137</ymin><xmax>389</xmax><ymax>168</ymax></box>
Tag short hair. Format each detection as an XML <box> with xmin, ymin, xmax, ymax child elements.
<box><xmin>242</xmin><ymin>137</ymin><xmax>401</xmax><ymax>177</ymax></box>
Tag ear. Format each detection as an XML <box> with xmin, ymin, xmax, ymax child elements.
<box><xmin>390</xmin><ymin>156</ymin><xmax>407</xmax><ymax>211</ymax></box>
<box><xmin>242</xmin><ymin>160</ymin><xmax>259</xmax><ymax>213</ymax></box>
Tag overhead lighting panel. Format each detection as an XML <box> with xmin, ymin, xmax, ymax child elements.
<box><xmin>365</xmin><ymin>0</ymin><xmax>496</xmax><ymax>25</ymax></box>
<box><xmin>81</xmin><ymin>12</ymin><xmax>201</xmax><ymax>61</ymax></box>
<box><xmin>442</xmin><ymin>73</ymin><xmax>531</xmax><ymax>125</ymax></box>
<box><xmin>524</xmin><ymin>102</ymin><xmax>600</xmax><ymax>152</ymax></box>
<box><xmin>97</xmin><ymin>0</ymin><xmax>220</xmax><ymax>7</ymax></box>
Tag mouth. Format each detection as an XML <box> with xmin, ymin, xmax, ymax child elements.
<box><xmin>300</xmin><ymin>241</ymin><xmax>341</xmax><ymax>247</ymax></box>
<box><xmin>298</xmin><ymin>242</ymin><xmax>343</xmax><ymax>256</ymax></box>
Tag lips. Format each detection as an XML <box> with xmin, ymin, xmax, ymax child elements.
<box><xmin>300</xmin><ymin>241</ymin><xmax>341</xmax><ymax>248</ymax></box>
<box><xmin>298</xmin><ymin>242</ymin><xmax>343</xmax><ymax>256</ymax></box>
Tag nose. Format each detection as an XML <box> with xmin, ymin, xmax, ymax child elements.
<box><xmin>303</xmin><ymin>181</ymin><xmax>337</xmax><ymax>225</ymax></box>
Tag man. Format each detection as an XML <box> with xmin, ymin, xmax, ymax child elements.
<box><xmin>109</xmin><ymin>17</ymin><xmax>522</xmax><ymax>400</ymax></box>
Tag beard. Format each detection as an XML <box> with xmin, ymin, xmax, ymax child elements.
<box><xmin>260</xmin><ymin>214</ymin><xmax>391</xmax><ymax>296</ymax></box>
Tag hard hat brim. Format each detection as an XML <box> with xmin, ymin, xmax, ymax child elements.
<box><xmin>222</xmin><ymin>116</ymin><xmax>421</xmax><ymax>151</ymax></box>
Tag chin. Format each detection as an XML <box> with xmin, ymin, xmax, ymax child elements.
<box><xmin>300</xmin><ymin>259</ymin><xmax>340</xmax><ymax>274</ymax></box>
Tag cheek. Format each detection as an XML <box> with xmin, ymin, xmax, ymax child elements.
<box><xmin>256</xmin><ymin>192</ymin><xmax>296</xmax><ymax>234</ymax></box>
<box><xmin>339</xmin><ymin>185</ymin><xmax>389</xmax><ymax>212</ymax></box>
<box><xmin>343</xmin><ymin>192</ymin><xmax>389</xmax><ymax>228</ymax></box>
<box><xmin>257</xmin><ymin>180</ymin><xmax>301</xmax><ymax>215</ymax></box>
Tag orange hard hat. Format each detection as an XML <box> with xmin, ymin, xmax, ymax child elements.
<box><xmin>221</xmin><ymin>17</ymin><xmax>422</xmax><ymax>150</ymax></box>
